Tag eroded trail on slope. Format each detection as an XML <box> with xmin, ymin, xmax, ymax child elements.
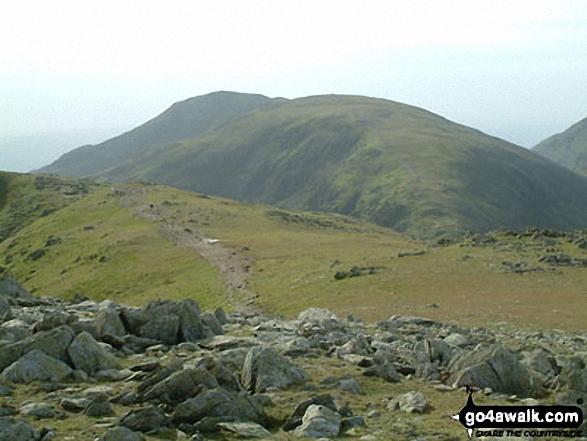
<box><xmin>116</xmin><ymin>185</ymin><xmax>260</xmax><ymax>314</ymax></box>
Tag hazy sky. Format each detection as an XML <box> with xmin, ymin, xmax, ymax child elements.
<box><xmin>1</xmin><ymin>0</ymin><xmax>587</xmax><ymax>172</ymax></box>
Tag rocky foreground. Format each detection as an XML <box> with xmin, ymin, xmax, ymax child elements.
<box><xmin>0</xmin><ymin>277</ymin><xmax>585</xmax><ymax>440</ymax></box>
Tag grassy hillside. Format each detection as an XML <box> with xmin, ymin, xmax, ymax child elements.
<box><xmin>99</xmin><ymin>95</ymin><xmax>587</xmax><ymax>238</ymax></box>
<box><xmin>139</xmin><ymin>184</ymin><xmax>587</xmax><ymax>332</ymax></box>
<box><xmin>0</xmin><ymin>181</ymin><xmax>225</xmax><ymax>309</ymax></box>
<box><xmin>0</xmin><ymin>171</ymin><xmax>91</xmax><ymax>244</ymax></box>
<box><xmin>36</xmin><ymin>91</ymin><xmax>286</xmax><ymax>177</ymax></box>
<box><xmin>533</xmin><ymin>116</ymin><xmax>587</xmax><ymax>175</ymax></box>
<box><xmin>2</xmin><ymin>179</ymin><xmax>587</xmax><ymax>331</ymax></box>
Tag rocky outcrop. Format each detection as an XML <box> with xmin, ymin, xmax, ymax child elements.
<box><xmin>1</xmin><ymin>280</ymin><xmax>587</xmax><ymax>439</ymax></box>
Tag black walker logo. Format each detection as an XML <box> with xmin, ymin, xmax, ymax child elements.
<box><xmin>451</xmin><ymin>387</ymin><xmax>583</xmax><ymax>438</ymax></box>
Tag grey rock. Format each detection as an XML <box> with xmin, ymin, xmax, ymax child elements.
<box><xmin>61</xmin><ymin>397</ymin><xmax>91</xmax><ymax>413</ymax></box>
<box><xmin>0</xmin><ymin>325</ymin><xmax>75</xmax><ymax>372</ymax></box>
<box><xmin>283</xmin><ymin>394</ymin><xmax>337</xmax><ymax>432</ymax></box>
<box><xmin>444</xmin><ymin>333</ymin><xmax>469</xmax><ymax>347</ymax></box>
<box><xmin>363</xmin><ymin>359</ymin><xmax>400</xmax><ymax>383</ymax></box>
<box><xmin>338</xmin><ymin>334</ymin><xmax>373</xmax><ymax>356</ymax></box>
<box><xmin>214</xmin><ymin>307</ymin><xmax>228</xmax><ymax>325</ymax></box>
<box><xmin>297</xmin><ymin>308</ymin><xmax>346</xmax><ymax>334</ymax></box>
<box><xmin>19</xmin><ymin>402</ymin><xmax>55</xmax><ymax>419</ymax></box>
<box><xmin>0</xmin><ymin>278</ymin><xmax>32</xmax><ymax>303</ymax></box>
<box><xmin>293</xmin><ymin>404</ymin><xmax>341</xmax><ymax>439</ymax></box>
<box><xmin>0</xmin><ymin>322</ymin><xmax>30</xmax><ymax>343</ymax></box>
<box><xmin>119</xmin><ymin>406</ymin><xmax>170</xmax><ymax>433</ymax></box>
<box><xmin>200</xmin><ymin>312</ymin><xmax>224</xmax><ymax>336</ymax></box>
<box><xmin>140</xmin><ymin>314</ymin><xmax>179</xmax><ymax>346</ymax></box>
<box><xmin>172</xmin><ymin>388</ymin><xmax>266</xmax><ymax>426</ymax></box>
<box><xmin>388</xmin><ymin>391</ymin><xmax>427</xmax><ymax>413</ymax></box>
<box><xmin>217</xmin><ymin>421</ymin><xmax>271</xmax><ymax>439</ymax></box>
<box><xmin>83</xmin><ymin>395</ymin><xmax>114</xmax><ymax>417</ymax></box>
<box><xmin>337</xmin><ymin>377</ymin><xmax>365</xmax><ymax>395</ymax></box>
<box><xmin>96</xmin><ymin>308</ymin><xmax>126</xmax><ymax>338</ymax></box>
<box><xmin>0</xmin><ymin>419</ymin><xmax>40</xmax><ymax>441</ymax></box>
<box><xmin>67</xmin><ymin>331</ymin><xmax>121</xmax><ymax>375</ymax></box>
<box><xmin>141</xmin><ymin>367</ymin><xmax>219</xmax><ymax>404</ymax></box>
<box><xmin>0</xmin><ymin>296</ymin><xmax>12</xmax><ymax>322</ymax></box>
<box><xmin>242</xmin><ymin>347</ymin><xmax>309</xmax><ymax>393</ymax></box>
<box><xmin>448</xmin><ymin>345</ymin><xmax>534</xmax><ymax>396</ymax></box>
<box><xmin>1</xmin><ymin>350</ymin><xmax>72</xmax><ymax>383</ymax></box>
<box><xmin>98</xmin><ymin>426</ymin><xmax>145</xmax><ymax>441</ymax></box>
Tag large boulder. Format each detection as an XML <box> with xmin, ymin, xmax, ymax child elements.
<box><xmin>242</xmin><ymin>348</ymin><xmax>309</xmax><ymax>393</ymax></box>
<box><xmin>172</xmin><ymin>388</ymin><xmax>267</xmax><ymax>426</ymax></box>
<box><xmin>0</xmin><ymin>419</ymin><xmax>40</xmax><ymax>441</ymax></box>
<box><xmin>139</xmin><ymin>314</ymin><xmax>179</xmax><ymax>346</ymax></box>
<box><xmin>388</xmin><ymin>391</ymin><xmax>428</xmax><ymax>413</ymax></box>
<box><xmin>141</xmin><ymin>367</ymin><xmax>220</xmax><ymax>404</ymax></box>
<box><xmin>0</xmin><ymin>325</ymin><xmax>75</xmax><ymax>371</ymax></box>
<box><xmin>448</xmin><ymin>345</ymin><xmax>534</xmax><ymax>396</ymax></box>
<box><xmin>96</xmin><ymin>308</ymin><xmax>127</xmax><ymax>339</ymax></box>
<box><xmin>555</xmin><ymin>353</ymin><xmax>587</xmax><ymax>430</ymax></box>
<box><xmin>121</xmin><ymin>299</ymin><xmax>210</xmax><ymax>344</ymax></box>
<box><xmin>67</xmin><ymin>331</ymin><xmax>121</xmax><ymax>375</ymax></box>
<box><xmin>98</xmin><ymin>427</ymin><xmax>144</xmax><ymax>441</ymax></box>
<box><xmin>293</xmin><ymin>404</ymin><xmax>341</xmax><ymax>439</ymax></box>
<box><xmin>296</xmin><ymin>308</ymin><xmax>346</xmax><ymax>335</ymax></box>
<box><xmin>1</xmin><ymin>350</ymin><xmax>72</xmax><ymax>383</ymax></box>
<box><xmin>0</xmin><ymin>297</ymin><xmax>12</xmax><ymax>323</ymax></box>
<box><xmin>0</xmin><ymin>278</ymin><xmax>32</xmax><ymax>304</ymax></box>
<box><xmin>119</xmin><ymin>406</ymin><xmax>170</xmax><ymax>433</ymax></box>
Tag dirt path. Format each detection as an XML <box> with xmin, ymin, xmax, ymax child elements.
<box><xmin>116</xmin><ymin>185</ymin><xmax>260</xmax><ymax>314</ymax></box>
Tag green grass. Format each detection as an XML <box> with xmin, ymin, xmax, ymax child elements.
<box><xmin>2</xmin><ymin>178</ymin><xmax>587</xmax><ymax>331</ymax></box>
<box><xmin>0</xmin><ymin>184</ymin><xmax>225</xmax><ymax>309</ymax></box>
<box><xmin>142</xmin><ymin>185</ymin><xmax>587</xmax><ymax>332</ymax></box>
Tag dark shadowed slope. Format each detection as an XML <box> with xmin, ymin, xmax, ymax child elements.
<box><xmin>533</xmin><ymin>117</ymin><xmax>587</xmax><ymax>175</ymax></box>
<box><xmin>97</xmin><ymin>95</ymin><xmax>587</xmax><ymax>237</ymax></box>
<box><xmin>36</xmin><ymin>91</ymin><xmax>286</xmax><ymax>177</ymax></box>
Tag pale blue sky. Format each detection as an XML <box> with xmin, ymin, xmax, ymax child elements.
<box><xmin>1</xmin><ymin>0</ymin><xmax>587</xmax><ymax>171</ymax></box>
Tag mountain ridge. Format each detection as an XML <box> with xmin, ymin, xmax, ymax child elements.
<box><xmin>36</xmin><ymin>92</ymin><xmax>587</xmax><ymax>238</ymax></box>
<box><xmin>532</xmin><ymin>116</ymin><xmax>587</xmax><ymax>175</ymax></box>
<box><xmin>36</xmin><ymin>91</ymin><xmax>287</xmax><ymax>177</ymax></box>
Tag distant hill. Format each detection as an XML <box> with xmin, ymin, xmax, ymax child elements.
<box><xmin>36</xmin><ymin>91</ymin><xmax>286</xmax><ymax>177</ymax></box>
<box><xmin>533</xmin><ymin>117</ymin><xmax>587</xmax><ymax>175</ymax></box>
<box><xmin>37</xmin><ymin>92</ymin><xmax>587</xmax><ymax>238</ymax></box>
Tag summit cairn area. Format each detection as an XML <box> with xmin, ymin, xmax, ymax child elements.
<box><xmin>0</xmin><ymin>279</ymin><xmax>585</xmax><ymax>439</ymax></box>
